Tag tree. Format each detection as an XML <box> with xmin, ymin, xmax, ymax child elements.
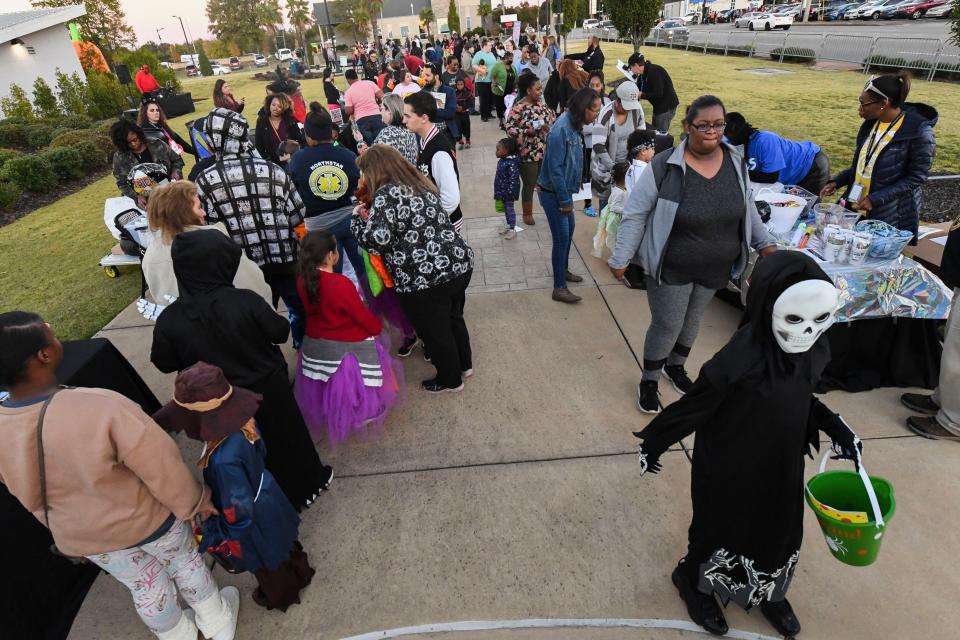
<box><xmin>287</xmin><ymin>0</ymin><xmax>315</xmax><ymax>64</ymax></box>
<box><xmin>608</xmin><ymin>0</ymin><xmax>661</xmax><ymax>53</ymax></box>
<box><xmin>258</xmin><ymin>0</ymin><xmax>284</xmax><ymax>52</ymax></box>
<box><xmin>333</xmin><ymin>0</ymin><xmax>373</xmax><ymax>43</ymax></box>
<box><xmin>55</xmin><ymin>69</ymin><xmax>90</xmax><ymax>116</ymax></box>
<box><xmin>197</xmin><ymin>44</ymin><xmax>214</xmax><ymax>76</ymax></box>
<box><xmin>419</xmin><ymin>7</ymin><xmax>435</xmax><ymax>39</ymax></box>
<box><xmin>556</xmin><ymin>0</ymin><xmax>586</xmax><ymax>38</ymax></box>
<box><xmin>1</xmin><ymin>84</ymin><xmax>34</xmax><ymax>120</ymax></box>
<box><xmin>477</xmin><ymin>1</ymin><xmax>492</xmax><ymax>35</ymax></box>
<box><xmin>31</xmin><ymin>0</ymin><xmax>135</xmax><ymax>60</ymax></box>
<box><xmin>951</xmin><ymin>0</ymin><xmax>960</xmax><ymax>46</ymax></box>
<box><xmin>207</xmin><ymin>0</ymin><xmax>266</xmax><ymax>52</ymax></box>
<box><xmin>447</xmin><ymin>0</ymin><xmax>461</xmax><ymax>33</ymax></box>
<box><xmin>32</xmin><ymin>77</ymin><xmax>61</xmax><ymax>118</ymax></box>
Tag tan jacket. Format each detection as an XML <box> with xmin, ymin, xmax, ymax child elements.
<box><xmin>0</xmin><ymin>387</ymin><xmax>211</xmax><ymax>556</ymax></box>
<box><xmin>142</xmin><ymin>223</ymin><xmax>273</xmax><ymax>305</ymax></box>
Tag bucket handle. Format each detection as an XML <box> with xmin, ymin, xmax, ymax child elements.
<box><xmin>816</xmin><ymin>452</ymin><xmax>886</xmax><ymax>529</ymax></box>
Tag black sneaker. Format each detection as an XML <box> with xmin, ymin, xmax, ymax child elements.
<box><xmin>421</xmin><ymin>378</ymin><xmax>464</xmax><ymax>394</ymax></box>
<box><xmin>397</xmin><ymin>336</ymin><xmax>419</xmax><ymax>358</ymax></box>
<box><xmin>900</xmin><ymin>392</ymin><xmax>939</xmax><ymax>416</ymax></box>
<box><xmin>424</xmin><ymin>350</ymin><xmax>432</xmax><ymax>363</ymax></box>
<box><xmin>664</xmin><ymin>365</ymin><xmax>694</xmax><ymax>395</ymax></box>
<box><xmin>637</xmin><ymin>380</ymin><xmax>661</xmax><ymax>414</ymax></box>
<box><xmin>319</xmin><ymin>465</ymin><xmax>334</xmax><ymax>491</ymax></box>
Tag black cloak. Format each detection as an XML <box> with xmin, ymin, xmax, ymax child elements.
<box><xmin>151</xmin><ymin>230</ymin><xmax>328</xmax><ymax>510</ymax></box>
<box><xmin>636</xmin><ymin>251</ymin><xmax>858</xmax><ymax>610</ymax></box>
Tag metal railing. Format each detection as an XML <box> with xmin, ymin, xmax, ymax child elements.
<box><xmin>586</xmin><ymin>29</ymin><xmax>959</xmax><ymax>81</ymax></box>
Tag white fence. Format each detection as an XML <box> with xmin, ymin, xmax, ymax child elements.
<box><xmin>589</xmin><ymin>29</ymin><xmax>960</xmax><ymax>81</ymax></box>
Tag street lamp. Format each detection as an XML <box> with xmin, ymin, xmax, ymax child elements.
<box><xmin>156</xmin><ymin>27</ymin><xmax>165</xmax><ymax>47</ymax></box>
<box><xmin>172</xmin><ymin>15</ymin><xmax>196</xmax><ymax>58</ymax></box>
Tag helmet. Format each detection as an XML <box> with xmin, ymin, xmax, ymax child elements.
<box><xmin>127</xmin><ymin>162</ymin><xmax>169</xmax><ymax>198</ymax></box>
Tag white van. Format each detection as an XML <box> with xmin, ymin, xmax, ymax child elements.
<box><xmin>179</xmin><ymin>54</ymin><xmax>199</xmax><ymax>64</ymax></box>
<box><xmin>276</xmin><ymin>48</ymin><xmax>293</xmax><ymax>61</ymax></box>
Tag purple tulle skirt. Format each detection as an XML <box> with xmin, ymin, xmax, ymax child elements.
<box><xmin>294</xmin><ymin>334</ymin><xmax>405</xmax><ymax>447</ymax></box>
<box><xmin>366</xmin><ymin>287</ymin><xmax>415</xmax><ymax>339</ymax></box>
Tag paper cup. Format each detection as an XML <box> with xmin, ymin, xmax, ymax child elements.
<box><xmin>824</xmin><ymin>230</ymin><xmax>846</xmax><ymax>263</ymax></box>
<box><xmin>849</xmin><ymin>232</ymin><xmax>872</xmax><ymax>265</ymax></box>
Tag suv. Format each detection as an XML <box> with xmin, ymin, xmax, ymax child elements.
<box><xmin>228</xmin><ymin>56</ymin><xmax>242</xmax><ymax>70</ymax></box>
<box><xmin>185</xmin><ymin>64</ymin><xmax>200</xmax><ymax>77</ymax></box>
<box><xmin>276</xmin><ymin>48</ymin><xmax>292</xmax><ymax>61</ymax></box>
<box><xmin>858</xmin><ymin>0</ymin><xmax>901</xmax><ymax>18</ymax></box>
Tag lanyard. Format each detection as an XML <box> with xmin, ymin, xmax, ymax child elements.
<box><xmin>861</xmin><ymin>112</ymin><xmax>903</xmax><ymax>172</ymax></box>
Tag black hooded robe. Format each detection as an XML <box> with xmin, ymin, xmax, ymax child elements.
<box><xmin>151</xmin><ymin>230</ymin><xmax>328</xmax><ymax>511</ymax></box>
<box><xmin>637</xmin><ymin>252</ymin><xmax>857</xmax><ymax>610</ymax></box>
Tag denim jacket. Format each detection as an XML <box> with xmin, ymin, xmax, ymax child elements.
<box><xmin>537</xmin><ymin>111</ymin><xmax>584</xmax><ymax>208</ymax></box>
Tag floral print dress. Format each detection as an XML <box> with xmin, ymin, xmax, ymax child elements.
<box><xmin>505</xmin><ymin>99</ymin><xmax>556</xmax><ymax>164</ymax></box>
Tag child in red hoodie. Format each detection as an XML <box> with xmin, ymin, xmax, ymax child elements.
<box><xmin>294</xmin><ymin>230</ymin><xmax>404</xmax><ymax>445</ymax></box>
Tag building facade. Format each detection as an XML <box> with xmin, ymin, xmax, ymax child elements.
<box><xmin>0</xmin><ymin>5</ymin><xmax>87</xmax><ymax>104</ymax></box>
<box><xmin>313</xmin><ymin>0</ymin><xmax>482</xmax><ymax>43</ymax></box>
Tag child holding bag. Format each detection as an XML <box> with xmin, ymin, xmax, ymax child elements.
<box><xmin>154</xmin><ymin>362</ymin><xmax>314</xmax><ymax>612</ymax></box>
<box><xmin>294</xmin><ymin>230</ymin><xmax>405</xmax><ymax>445</ymax></box>
<box><xmin>592</xmin><ymin>162</ymin><xmax>629</xmax><ymax>259</ymax></box>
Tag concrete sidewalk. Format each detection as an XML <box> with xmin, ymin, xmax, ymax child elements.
<box><xmin>70</xmin><ymin>118</ymin><xmax>960</xmax><ymax>639</ymax></box>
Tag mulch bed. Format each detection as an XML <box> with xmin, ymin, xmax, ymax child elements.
<box><xmin>0</xmin><ymin>169</ymin><xmax>111</xmax><ymax>229</ymax></box>
<box><xmin>920</xmin><ymin>176</ymin><xmax>960</xmax><ymax>224</ymax></box>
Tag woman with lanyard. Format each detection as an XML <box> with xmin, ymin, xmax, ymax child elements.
<box><xmin>254</xmin><ymin>93</ymin><xmax>306</xmax><ymax>167</ymax></box>
<box><xmin>822</xmin><ymin>71</ymin><xmax>937</xmax><ymax>242</ymax></box>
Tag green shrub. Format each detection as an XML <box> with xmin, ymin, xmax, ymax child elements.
<box><xmin>197</xmin><ymin>45</ymin><xmax>214</xmax><ymax>77</ymax></box>
<box><xmin>85</xmin><ymin>71</ymin><xmax>127</xmax><ymax>120</ymax></box>
<box><xmin>0</xmin><ymin>147</ymin><xmax>23</xmax><ymax>169</ymax></box>
<box><xmin>91</xmin><ymin>119</ymin><xmax>115</xmax><ymax>136</ymax></box>
<box><xmin>0</xmin><ymin>83</ymin><xmax>35</xmax><ymax>120</ymax></box>
<box><xmin>771</xmin><ymin>47</ymin><xmax>816</xmax><ymax>63</ymax></box>
<box><xmin>55</xmin><ymin>69</ymin><xmax>90</xmax><ymax>115</ymax></box>
<box><xmin>40</xmin><ymin>145</ymin><xmax>85</xmax><ymax>181</ymax></box>
<box><xmin>26</xmin><ymin>124</ymin><xmax>56</xmax><ymax>149</ymax></box>
<box><xmin>0</xmin><ymin>155</ymin><xmax>55</xmax><ymax>192</ymax></box>
<box><xmin>32</xmin><ymin>77</ymin><xmax>61</xmax><ymax>119</ymax></box>
<box><xmin>74</xmin><ymin>140</ymin><xmax>107</xmax><ymax>169</ymax></box>
<box><xmin>0</xmin><ymin>123</ymin><xmax>28</xmax><ymax>147</ymax></box>
<box><xmin>60</xmin><ymin>114</ymin><xmax>92</xmax><ymax>129</ymax></box>
<box><xmin>49</xmin><ymin>129</ymin><xmax>114</xmax><ymax>166</ymax></box>
<box><xmin>0</xmin><ymin>180</ymin><xmax>20</xmax><ymax>209</ymax></box>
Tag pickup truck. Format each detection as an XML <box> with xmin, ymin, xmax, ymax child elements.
<box><xmin>748</xmin><ymin>12</ymin><xmax>794</xmax><ymax>30</ymax></box>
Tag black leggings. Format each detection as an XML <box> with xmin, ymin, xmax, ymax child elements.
<box><xmin>456</xmin><ymin>111</ymin><xmax>471</xmax><ymax>141</ymax></box>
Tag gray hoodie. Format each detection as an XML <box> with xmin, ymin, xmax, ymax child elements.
<box><xmin>525</xmin><ymin>56</ymin><xmax>553</xmax><ymax>87</ymax></box>
<box><xmin>609</xmin><ymin>140</ymin><xmax>776</xmax><ymax>285</ymax></box>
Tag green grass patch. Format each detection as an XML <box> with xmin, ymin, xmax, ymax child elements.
<box><xmin>2</xmin><ymin>59</ymin><xmax>958</xmax><ymax>339</ymax></box>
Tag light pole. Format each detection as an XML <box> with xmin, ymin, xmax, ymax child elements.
<box><xmin>172</xmin><ymin>15</ymin><xmax>196</xmax><ymax>58</ymax></box>
<box><xmin>411</xmin><ymin>3</ymin><xmax>415</xmax><ymax>38</ymax></box>
<box><xmin>156</xmin><ymin>27</ymin><xmax>165</xmax><ymax>46</ymax></box>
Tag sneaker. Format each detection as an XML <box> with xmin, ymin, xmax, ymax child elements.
<box><xmin>664</xmin><ymin>365</ymin><xmax>694</xmax><ymax>395</ymax></box>
<box><xmin>552</xmin><ymin>287</ymin><xmax>582</xmax><ymax>304</ymax></box>
<box><xmin>458</xmin><ymin>143</ymin><xmax>465</xmax><ymax>150</ymax></box>
<box><xmin>497</xmin><ymin>224</ymin><xmax>510</xmax><ymax>236</ymax></box>
<box><xmin>397</xmin><ymin>336</ymin><xmax>420</xmax><ymax>358</ymax></box>
<box><xmin>424</xmin><ymin>350</ymin><xmax>432</xmax><ymax>363</ymax></box>
<box><xmin>584</xmin><ymin>204</ymin><xmax>597</xmax><ymax>217</ymax></box>
<box><xmin>637</xmin><ymin>380</ymin><xmax>661</xmax><ymax>414</ymax></box>
<box><xmin>211</xmin><ymin>587</ymin><xmax>241</xmax><ymax>640</ymax></box>
<box><xmin>466</xmin><ymin>140</ymin><xmax>471</xmax><ymax>148</ymax></box>
<box><xmin>900</xmin><ymin>392</ymin><xmax>939</xmax><ymax>415</ymax></box>
<box><xmin>319</xmin><ymin>465</ymin><xmax>334</xmax><ymax>491</ymax></box>
<box><xmin>421</xmin><ymin>378</ymin><xmax>464</xmax><ymax>394</ymax></box>
<box><xmin>906</xmin><ymin>415</ymin><xmax>960</xmax><ymax>441</ymax></box>
<box><xmin>462</xmin><ymin>368</ymin><xmax>474</xmax><ymax>378</ymax></box>
<box><xmin>504</xmin><ymin>228</ymin><xmax>517</xmax><ymax>239</ymax></box>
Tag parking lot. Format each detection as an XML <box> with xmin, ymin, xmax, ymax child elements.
<box><xmin>688</xmin><ymin>16</ymin><xmax>952</xmax><ymax>38</ymax></box>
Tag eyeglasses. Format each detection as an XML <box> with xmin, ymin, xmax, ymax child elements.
<box><xmin>691</xmin><ymin>122</ymin><xmax>726</xmax><ymax>133</ymax></box>
<box><xmin>858</xmin><ymin>98</ymin><xmax>881</xmax><ymax>107</ymax></box>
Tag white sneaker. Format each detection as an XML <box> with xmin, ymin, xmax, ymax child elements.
<box><xmin>504</xmin><ymin>229</ymin><xmax>517</xmax><ymax>240</ymax></box>
<box><xmin>193</xmin><ymin>586</ymin><xmax>240</xmax><ymax>640</ymax></box>
<box><xmin>157</xmin><ymin>611</ymin><xmax>199</xmax><ymax>640</ymax></box>
<box><xmin>461</xmin><ymin>368</ymin><xmax>474</xmax><ymax>378</ymax></box>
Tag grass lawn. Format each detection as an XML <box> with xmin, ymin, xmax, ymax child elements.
<box><xmin>1</xmin><ymin>54</ymin><xmax>957</xmax><ymax>340</ymax></box>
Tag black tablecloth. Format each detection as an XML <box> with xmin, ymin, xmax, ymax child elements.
<box><xmin>1</xmin><ymin>338</ymin><xmax>160</xmax><ymax>640</ymax></box>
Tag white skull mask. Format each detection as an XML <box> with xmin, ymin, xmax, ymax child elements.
<box><xmin>771</xmin><ymin>280</ymin><xmax>839</xmax><ymax>354</ymax></box>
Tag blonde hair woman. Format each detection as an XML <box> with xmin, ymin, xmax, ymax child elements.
<box><xmin>142</xmin><ymin>180</ymin><xmax>271</xmax><ymax>305</ymax></box>
<box><xmin>351</xmin><ymin>145</ymin><xmax>476</xmax><ymax>394</ymax></box>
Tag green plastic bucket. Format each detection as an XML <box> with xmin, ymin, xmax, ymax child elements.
<box><xmin>804</xmin><ymin>453</ymin><xmax>896</xmax><ymax>567</ymax></box>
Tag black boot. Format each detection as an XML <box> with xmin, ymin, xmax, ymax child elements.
<box><xmin>761</xmin><ymin>598</ymin><xmax>801</xmax><ymax>637</ymax></box>
<box><xmin>671</xmin><ymin>564</ymin><xmax>728</xmax><ymax>636</ymax></box>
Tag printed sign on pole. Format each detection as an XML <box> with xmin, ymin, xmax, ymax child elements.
<box><xmin>512</xmin><ymin>22</ymin><xmax>521</xmax><ymax>45</ymax></box>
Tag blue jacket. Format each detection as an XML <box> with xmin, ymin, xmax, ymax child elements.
<box><xmin>432</xmin><ymin>82</ymin><xmax>460</xmax><ymax>141</ymax></box>
<box><xmin>494</xmin><ymin>155</ymin><xmax>521</xmax><ymax>201</ymax></box>
<box><xmin>833</xmin><ymin>102</ymin><xmax>937</xmax><ymax>240</ymax></box>
<box><xmin>537</xmin><ymin>111</ymin><xmax>584</xmax><ymax>208</ymax></box>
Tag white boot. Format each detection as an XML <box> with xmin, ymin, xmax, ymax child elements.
<box><xmin>191</xmin><ymin>586</ymin><xmax>240</xmax><ymax>640</ymax></box>
<box><xmin>155</xmin><ymin>611</ymin><xmax>199</xmax><ymax>640</ymax></box>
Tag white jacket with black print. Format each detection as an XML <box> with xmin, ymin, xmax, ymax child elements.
<box><xmin>352</xmin><ymin>184</ymin><xmax>474</xmax><ymax>294</ymax></box>
<box><xmin>587</xmin><ymin>101</ymin><xmax>646</xmax><ymax>201</ymax></box>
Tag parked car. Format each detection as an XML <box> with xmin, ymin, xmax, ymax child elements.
<box><xmin>735</xmin><ymin>11</ymin><xmax>765</xmax><ymax>27</ymax></box>
<box><xmin>895</xmin><ymin>0</ymin><xmax>947</xmax><ymax>18</ymax></box>
<box><xmin>716</xmin><ymin>8</ymin><xmax>734</xmax><ymax>22</ymax></box>
<box><xmin>825</xmin><ymin>2</ymin><xmax>862</xmax><ymax>19</ymax></box>
<box><xmin>926</xmin><ymin>1</ymin><xmax>953</xmax><ymax>16</ymax></box>
<box><xmin>651</xmin><ymin>20</ymin><xmax>690</xmax><ymax>42</ymax></box>
<box><xmin>749</xmin><ymin>12</ymin><xmax>794</xmax><ymax>29</ymax></box>
<box><xmin>228</xmin><ymin>56</ymin><xmax>242</xmax><ymax>70</ymax></box>
<box><xmin>253</xmin><ymin>53</ymin><xmax>268</xmax><ymax>67</ymax></box>
<box><xmin>185</xmin><ymin>64</ymin><xmax>200</xmax><ymax>77</ymax></box>
<box><xmin>582</xmin><ymin>18</ymin><xmax>600</xmax><ymax>30</ymax></box>
<box><xmin>858</xmin><ymin>0</ymin><xmax>901</xmax><ymax>18</ymax></box>
<box><xmin>599</xmin><ymin>19</ymin><xmax>616</xmax><ymax>32</ymax></box>
<box><xmin>275</xmin><ymin>48</ymin><xmax>292</xmax><ymax>61</ymax></box>
<box><xmin>679</xmin><ymin>11</ymin><xmax>702</xmax><ymax>24</ymax></box>
<box><xmin>210</xmin><ymin>63</ymin><xmax>231</xmax><ymax>75</ymax></box>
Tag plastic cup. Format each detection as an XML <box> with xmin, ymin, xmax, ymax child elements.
<box><xmin>849</xmin><ymin>232</ymin><xmax>872</xmax><ymax>265</ymax></box>
<box><xmin>824</xmin><ymin>229</ymin><xmax>846</xmax><ymax>262</ymax></box>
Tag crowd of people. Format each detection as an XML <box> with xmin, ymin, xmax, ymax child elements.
<box><xmin>1</xmin><ymin>24</ymin><xmax>954</xmax><ymax>640</ymax></box>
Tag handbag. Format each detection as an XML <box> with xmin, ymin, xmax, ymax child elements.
<box><xmin>36</xmin><ymin>388</ymin><xmax>90</xmax><ymax>565</ymax></box>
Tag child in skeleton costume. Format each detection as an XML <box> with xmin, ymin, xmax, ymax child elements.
<box><xmin>634</xmin><ymin>252</ymin><xmax>863</xmax><ymax>637</ymax></box>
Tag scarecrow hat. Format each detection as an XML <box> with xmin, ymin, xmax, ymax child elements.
<box><xmin>154</xmin><ymin>362</ymin><xmax>262</xmax><ymax>442</ymax></box>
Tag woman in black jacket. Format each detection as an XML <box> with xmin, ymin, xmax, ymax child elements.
<box><xmin>254</xmin><ymin>93</ymin><xmax>306</xmax><ymax>166</ymax></box>
<box><xmin>565</xmin><ymin>36</ymin><xmax>605</xmax><ymax>72</ymax></box>
<box><xmin>822</xmin><ymin>71</ymin><xmax>937</xmax><ymax>242</ymax></box>
<box><xmin>137</xmin><ymin>98</ymin><xmax>195</xmax><ymax>157</ymax></box>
